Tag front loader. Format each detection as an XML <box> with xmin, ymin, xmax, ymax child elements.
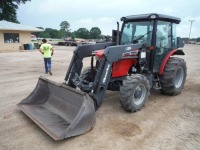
<box><xmin>18</xmin><ymin>13</ymin><xmax>186</xmax><ymax>140</ymax></box>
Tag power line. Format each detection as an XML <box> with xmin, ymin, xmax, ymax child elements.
<box><xmin>188</xmin><ymin>20</ymin><xmax>195</xmax><ymax>43</ymax></box>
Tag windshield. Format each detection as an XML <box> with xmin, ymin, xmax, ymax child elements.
<box><xmin>120</xmin><ymin>21</ymin><xmax>153</xmax><ymax>45</ymax></box>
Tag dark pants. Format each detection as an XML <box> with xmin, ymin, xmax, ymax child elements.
<box><xmin>44</xmin><ymin>58</ymin><xmax>51</xmax><ymax>73</ymax></box>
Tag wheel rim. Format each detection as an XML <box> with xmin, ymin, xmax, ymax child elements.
<box><xmin>175</xmin><ymin>67</ymin><xmax>184</xmax><ymax>88</ymax></box>
<box><xmin>133</xmin><ymin>84</ymin><xmax>146</xmax><ymax>105</ymax></box>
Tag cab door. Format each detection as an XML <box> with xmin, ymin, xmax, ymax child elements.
<box><xmin>153</xmin><ymin>21</ymin><xmax>175</xmax><ymax>73</ymax></box>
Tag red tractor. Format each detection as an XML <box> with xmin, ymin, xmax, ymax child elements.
<box><xmin>18</xmin><ymin>13</ymin><xmax>186</xmax><ymax>140</ymax></box>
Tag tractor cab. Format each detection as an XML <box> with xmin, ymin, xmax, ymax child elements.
<box><xmin>119</xmin><ymin>13</ymin><xmax>183</xmax><ymax>73</ymax></box>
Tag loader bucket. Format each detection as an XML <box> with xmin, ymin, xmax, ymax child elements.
<box><xmin>17</xmin><ymin>76</ymin><xmax>96</xmax><ymax>140</ymax></box>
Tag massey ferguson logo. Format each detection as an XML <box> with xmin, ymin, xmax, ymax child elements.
<box><xmin>103</xmin><ymin>64</ymin><xmax>110</xmax><ymax>83</ymax></box>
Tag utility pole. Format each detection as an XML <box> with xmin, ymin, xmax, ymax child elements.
<box><xmin>188</xmin><ymin>20</ymin><xmax>195</xmax><ymax>43</ymax></box>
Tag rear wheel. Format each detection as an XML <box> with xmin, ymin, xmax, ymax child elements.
<box><xmin>160</xmin><ymin>57</ymin><xmax>187</xmax><ymax>95</ymax></box>
<box><xmin>120</xmin><ymin>74</ymin><xmax>150</xmax><ymax>112</ymax></box>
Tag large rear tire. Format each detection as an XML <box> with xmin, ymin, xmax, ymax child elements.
<box><xmin>120</xmin><ymin>74</ymin><xmax>150</xmax><ymax>112</ymax></box>
<box><xmin>160</xmin><ymin>57</ymin><xmax>187</xmax><ymax>95</ymax></box>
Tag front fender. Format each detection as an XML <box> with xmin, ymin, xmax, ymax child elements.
<box><xmin>159</xmin><ymin>49</ymin><xmax>185</xmax><ymax>75</ymax></box>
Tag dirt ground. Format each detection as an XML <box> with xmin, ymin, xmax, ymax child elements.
<box><xmin>0</xmin><ymin>44</ymin><xmax>200</xmax><ymax>150</ymax></box>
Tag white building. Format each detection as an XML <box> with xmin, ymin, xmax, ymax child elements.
<box><xmin>0</xmin><ymin>20</ymin><xmax>43</xmax><ymax>52</ymax></box>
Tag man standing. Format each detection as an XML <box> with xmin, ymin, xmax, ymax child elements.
<box><xmin>39</xmin><ymin>39</ymin><xmax>54</xmax><ymax>75</ymax></box>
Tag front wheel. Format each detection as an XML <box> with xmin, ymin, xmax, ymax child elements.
<box><xmin>120</xmin><ymin>74</ymin><xmax>150</xmax><ymax>112</ymax></box>
<box><xmin>80</xmin><ymin>67</ymin><xmax>96</xmax><ymax>82</ymax></box>
<box><xmin>160</xmin><ymin>57</ymin><xmax>187</xmax><ymax>95</ymax></box>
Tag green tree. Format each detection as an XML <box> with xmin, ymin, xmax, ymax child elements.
<box><xmin>42</xmin><ymin>32</ymin><xmax>50</xmax><ymax>38</ymax></box>
<box><xmin>70</xmin><ymin>32</ymin><xmax>76</xmax><ymax>40</ymax></box>
<box><xmin>60</xmin><ymin>21</ymin><xmax>70</xmax><ymax>37</ymax></box>
<box><xmin>32</xmin><ymin>27</ymin><xmax>44</xmax><ymax>37</ymax></box>
<box><xmin>75</xmin><ymin>28</ymin><xmax>90</xmax><ymax>39</ymax></box>
<box><xmin>60</xmin><ymin>21</ymin><xmax>70</xmax><ymax>31</ymax></box>
<box><xmin>90</xmin><ymin>27</ymin><xmax>101</xmax><ymax>39</ymax></box>
<box><xmin>196</xmin><ymin>37</ymin><xmax>200</xmax><ymax>42</ymax></box>
<box><xmin>36</xmin><ymin>28</ymin><xmax>60</xmax><ymax>39</ymax></box>
<box><xmin>57</xmin><ymin>30</ymin><xmax>65</xmax><ymax>39</ymax></box>
<box><xmin>37</xmin><ymin>27</ymin><xmax>44</xmax><ymax>30</ymax></box>
<box><xmin>0</xmin><ymin>0</ymin><xmax>31</xmax><ymax>23</ymax></box>
<box><xmin>45</xmin><ymin>28</ymin><xmax>58</xmax><ymax>38</ymax></box>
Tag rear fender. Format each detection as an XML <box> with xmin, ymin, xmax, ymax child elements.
<box><xmin>159</xmin><ymin>49</ymin><xmax>185</xmax><ymax>75</ymax></box>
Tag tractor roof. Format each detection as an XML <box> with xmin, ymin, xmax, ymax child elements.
<box><xmin>121</xmin><ymin>13</ymin><xmax>181</xmax><ymax>24</ymax></box>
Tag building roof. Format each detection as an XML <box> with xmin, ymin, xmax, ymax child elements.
<box><xmin>0</xmin><ymin>20</ymin><xmax>43</xmax><ymax>32</ymax></box>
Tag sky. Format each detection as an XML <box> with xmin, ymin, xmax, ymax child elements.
<box><xmin>17</xmin><ymin>0</ymin><xmax>200</xmax><ymax>38</ymax></box>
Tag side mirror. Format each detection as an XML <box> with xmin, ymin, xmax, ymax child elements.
<box><xmin>177</xmin><ymin>37</ymin><xmax>184</xmax><ymax>48</ymax></box>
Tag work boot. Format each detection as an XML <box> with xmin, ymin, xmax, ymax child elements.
<box><xmin>49</xmin><ymin>71</ymin><xmax>52</xmax><ymax>76</ymax></box>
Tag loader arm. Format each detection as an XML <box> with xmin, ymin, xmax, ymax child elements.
<box><xmin>65</xmin><ymin>42</ymin><xmax>115</xmax><ymax>87</ymax></box>
<box><xmin>65</xmin><ymin>43</ymin><xmax>143</xmax><ymax>109</ymax></box>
